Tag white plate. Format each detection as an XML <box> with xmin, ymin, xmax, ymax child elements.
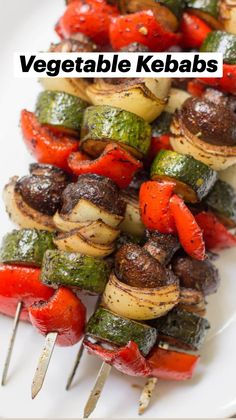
<box><xmin>0</xmin><ymin>1</ymin><xmax>236</xmax><ymax>417</ymax></box>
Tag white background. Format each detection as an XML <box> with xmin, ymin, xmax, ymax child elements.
<box><xmin>0</xmin><ymin>1</ymin><xmax>236</xmax><ymax>418</ymax></box>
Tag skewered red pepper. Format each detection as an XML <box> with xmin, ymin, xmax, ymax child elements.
<box><xmin>56</xmin><ymin>0</ymin><xmax>119</xmax><ymax>45</ymax></box>
<box><xmin>146</xmin><ymin>134</ymin><xmax>172</xmax><ymax>167</ymax></box>
<box><xmin>199</xmin><ymin>64</ymin><xmax>236</xmax><ymax>95</ymax></box>
<box><xmin>169</xmin><ymin>194</ymin><xmax>206</xmax><ymax>260</ymax></box>
<box><xmin>29</xmin><ymin>287</ymin><xmax>86</xmax><ymax>346</ymax></box>
<box><xmin>84</xmin><ymin>340</ymin><xmax>199</xmax><ymax>380</ymax></box>
<box><xmin>68</xmin><ymin>143</ymin><xmax>143</xmax><ymax>189</ymax></box>
<box><xmin>187</xmin><ymin>79</ymin><xmax>206</xmax><ymax>97</ymax></box>
<box><xmin>84</xmin><ymin>340</ymin><xmax>152</xmax><ymax>376</ymax></box>
<box><xmin>21</xmin><ymin>110</ymin><xmax>78</xmax><ymax>171</ymax></box>
<box><xmin>0</xmin><ymin>265</ymin><xmax>54</xmax><ymax>321</ymax></box>
<box><xmin>109</xmin><ymin>10</ymin><xmax>181</xmax><ymax>52</ymax></box>
<box><xmin>195</xmin><ymin>211</ymin><xmax>236</xmax><ymax>251</ymax></box>
<box><xmin>180</xmin><ymin>13</ymin><xmax>211</xmax><ymax>49</ymax></box>
<box><xmin>139</xmin><ymin>181</ymin><xmax>176</xmax><ymax>234</ymax></box>
<box><xmin>147</xmin><ymin>347</ymin><xmax>200</xmax><ymax>381</ymax></box>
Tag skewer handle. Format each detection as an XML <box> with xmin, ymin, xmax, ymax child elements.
<box><xmin>138</xmin><ymin>377</ymin><xmax>158</xmax><ymax>415</ymax></box>
<box><xmin>84</xmin><ymin>362</ymin><xmax>111</xmax><ymax>418</ymax></box>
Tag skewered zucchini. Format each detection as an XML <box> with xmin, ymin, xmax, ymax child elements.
<box><xmin>36</xmin><ymin>90</ymin><xmax>89</xmax><ymax>135</ymax></box>
<box><xmin>86</xmin><ymin>307</ymin><xmax>157</xmax><ymax>356</ymax></box>
<box><xmin>80</xmin><ymin>105</ymin><xmax>151</xmax><ymax>159</ymax></box>
<box><xmin>205</xmin><ymin>179</ymin><xmax>236</xmax><ymax>227</ymax></box>
<box><xmin>0</xmin><ymin>229</ymin><xmax>55</xmax><ymax>267</ymax></box>
<box><xmin>185</xmin><ymin>0</ymin><xmax>220</xmax><ymax>27</ymax></box>
<box><xmin>201</xmin><ymin>31</ymin><xmax>236</xmax><ymax>64</ymax></box>
<box><xmin>149</xmin><ymin>308</ymin><xmax>210</xmax><ymax>351</ymax></box>
<box><xmin>151</xmin><ymin>150</ymin><xmax>217</xmax><ymax>203</ymax></box>
<box><xmin>41</xmin><ymin>250</ymin><xmax>110</xmax><ymax>294</ymax></box>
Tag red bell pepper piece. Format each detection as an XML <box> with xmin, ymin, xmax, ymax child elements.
<box><xmin>29</xmin><ymin>287</ymin><xmax>86</xmax><ymax>346</ymax></box>
<box><xmin>21</xmin><ymin>110</ymin><xmax>78</xmax><ymax>171</ymax></box>
<box><xmin>139</xmin><ymin>181</ymin><xmax>176</xmax><ymax>234</ymax></box>
<box><xmin>109</xmin><ymin>11</ymin><xmax>181</xmax><ymax>52</ymax></box>
<box><xmin>84</xmin><ymin>340</ymin><xmax>199</xmax><ymax>380</ymax></box>
<box><xmin>187</xmin><ymin>79</ymin><xmax>206</xmax><ymax>97</ymax></box>
<box><xmin>169</xmin><ymin>194</ymin><xmax>206</xmax><ymax>260</ymax></box>
<box><xmin>195</xmin><ymin>211</ymin><xmax>236</xmax><ymax>251</ymax></box>
<box><xmin>84</xmin><ymin>340</ymin><xmax>152</xmax><ymax>376</ymax></box>
<box><xmin>180</xmin><ymin>13</ymin><xmax>211</xmax><ymax>49</ymax></box>
<box><xmin>147</xmin><ymin>346</ymin><xmax>200</xmax><ymax>381</ymax></box>
<box><xmin>0</xmin><ymin>265</ymin><xmax>54</xmax><ymax>322</ymax></box>
<box><xmin>56</xmin><ymin>0</ymin><xmax>119</xmax><ymax>45</ymax></box>
<box><xmin>199</xmin><ymin>64</ymin><xmax>236</xmax><ymax>95</ymax></box>
<box><xmin>146</xmin><ymin>134</ymin><xmax>172</xmax><ymax>168</ymax></box>
<box><xmin>68</xmin><ymin>143</ymin><xmax>143</xmax><ymax>189</ymax></box>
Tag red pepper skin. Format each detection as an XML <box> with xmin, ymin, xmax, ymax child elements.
<box><xmin>56</xmin><ymin>0</ymin><xmax>119</xmax><ymax>45</ymax></box>
<box><xmin>68</xmin><ymin>143</ymin><xmax>143</xmax><ymax>189</ymax></box>
<box><xmin>148</xmin><ymin>347</ymin><xmax>199</xmax><ymax>381</ymax></box>
<box><xmin>145</xmin><ymin>134</ymin><xmax>172</xmax><ymax>168</ymax></box>
<box><xmin>29</xmin><ymin>287</ymin><xmax>86</xmax><ymax>346</ymax></box>
<box><xmin>199</xmin><ymin>64</ymin><xmax>236</xmax><ymax>95</ymax></box>
<box><xmin>139</xmin><ymin>181</ymin><xmax>176</xmax><ymax>234</ymax></box>
<box><xmin>21</xmin><ymin>110</ymin><xmax>78</xmax><ymax>171</ymax></box>
<box><xmin>84</xmin><ymin>340</ymin><xmax>199</xmax><ymax>380</ymax></box>
<box><xmin>195</xmin><ymin>211</ymin><xmax>236</xmax><ymax>251</ymax></box>
<box><xmin>187</xmin><ymin>79</ymin><xmax>206</xmax><ymax>97</ymax></box>
<box><xmin>109</xmin><ymin>11</ymin><xmax>181</xmax><ymax>52</ymax></box>
<box><xmin>169</xmin><ymin>194</ymin><xmax>206</xmax><ymax>260</ymax></box>
<box><xmin>0</xmin><ymin>265</ymin><xmax>54</xmax><ymax>322</ymax></box>
<box><xmin>180</xmin><ymin>13</ymin><xmax>211</xmax><ymax>49</ymax></box>
<box><xmin>84</xmin><ymin>340</ymin><xmax>152</xmax><ymax>376</ymax></box>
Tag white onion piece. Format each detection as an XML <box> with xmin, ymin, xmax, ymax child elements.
<box><xmin>165</xmin><ymin>88</ymin><xmax>191</xmax><ymax>114</ymax></box>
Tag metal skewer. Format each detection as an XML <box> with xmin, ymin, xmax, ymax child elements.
<box><xmin>66</xmin><ymin>296</ymin><xmax>101</xmax><ymax>390</ymax></box>
<box><xmin>1</xmin><ymin>301</ymin><xmax>23</xmax><ymax>386</ymax></box>
<box><xmin>31</xmin><ymin>332</ymin><xmax>58</xmax><ymax>399</ymax></box>
<box><xmin>138</xmin><ymin>377</ymin><xmax>158</xmax><ymax>415</ymax></box>
<box><xmin>84</xmin><ymin>362</ymin><xmax>112</xmax><ymax>418</ymax></box>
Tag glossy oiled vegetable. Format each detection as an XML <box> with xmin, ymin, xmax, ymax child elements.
<box><xmin>41</xmin><ymin>250</ymin><xmax>110</xmax><ymax>294</ymax></box>
<box><xmin>151</xmin><ymin>150</ymin><xmax>217</xmax><ymax>202</ymax></box>
<box><xmin>0</xmin><ymin>229</ymin><xmax>56</xmax><ymax>267</ymax></box>
<box><xmin>36</xmin><ymin>91</ymin><xmax>89</xmax><ymax>136</ymax></box>
<box><xmin>80</xmin><ymin>105</ymin><xmax>151</xmax><ymax>159</ymax></box>
<box><xmin>149</xmin><ymin>308</ymin><xmax>210</xmax><ymax>350</ymax></box>
<box><xmin>205</xmin><ymin>180</ymin><xmax>236</xmax><ymax>227</ymax></box>
<box><xmin>86</xmin><ymin>307</ymin><xmax>157</xmax><ymax>356</ymax></box>
<box><xmin>201</xmin><ymin>31</ymin><xmax>236</xmax><ymax>64</ymax></box>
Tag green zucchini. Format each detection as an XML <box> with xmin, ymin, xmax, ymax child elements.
<box><xmin>41</xmin><ymin>250</ymin><xmax>110</xmax><ymax>294</ymax></box>
<box><xmin>152</xmin><ymin>112</ymin><xmax>172</xmax><ymax>137</ymax></box>
<box><xmin>185</xmin><ymin>0</ymin><xmax>219</xmax><ymax>19</ymax></box>
<box><xmin>159</xmin><ymin>0</ymin><xmax>185</xmax><ymax>18</ymax></box>
<box><xmin>205</xmin><ymin>180</ymin><xmax>236</xmax><ymax>227</ymax></box>
<box><xmin>36</xmin><ymin>90</ymin><xmax>89</xmax><ymax>135</ymax></box>
<box><xmin>0</xmin><ymin>229</ymin><xmax>56</xmax><ymax>267</ymax></box>
<box><xmin>86</xmin><ymin>307</ymin><xmax>157</xmax><ymax>356</ymax></box>
<box><xmin>149</xmin><ymin>308</ymin><xmax>210</xmax><ymax>350</ymax></box>
<box><xmin>80</xmin><ymin>105</ymin><xmax>151</xmax><ymax>159</ymax></box>
<box><xmin>201</xmin><ymin>31</ymin><xmax>236</xmax><ymax>64</ymax></box>
<box><xmin>150</xmin><ymin>150</ymin><xmax>217</xmax><ymax>203</ymax></box>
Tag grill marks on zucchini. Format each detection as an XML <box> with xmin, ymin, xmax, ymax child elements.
<box><xmin>151</xmin><ymin>150</ymin><xmax>217</xmax><ymax>203</ymax></box>
<box><xmin>41</xmin><ymin>250</ymin><xmax>110</xmax><ymax>294</ymax></box>
<box><xmin>80</xmin><ymin>105</ymin><xmax>151</xmax><ymax>159</ymax></box>
<box><xmin>0</xmin><ymin>229</ymin><xmax>56</xmax><ymax>267</ymax></box>
<box><xmin>36</xmin><ymin>90</ymin><xmax>89</xmax><ymax>136</ymax></box>
<box><xmin>205</xmin><ymin>179</ymin><xmax>236</xmax><ymax>227</ymax></box>
<box><xmin>86</xmin><ymin>307</ymin><xmax>157</xmax><ymax>356</ymax></box>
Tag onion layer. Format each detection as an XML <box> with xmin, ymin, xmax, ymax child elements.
<box><xmin>165</xmin><ymin>88</ymin><xmax>191</xmax><ymax>114</ymax></box>
<box><xmin>40</xmin><ymin>78</ymin><xmax>91</xmax><ymax>102</ymax></box>
<box><xmin>170</xmin><ymin>113</ymin><xmax>236</xmax><ymax>170</ymax></box>
<box><xmin>86</xmin><ymin>78</ymin><xmax>171</xmax><ymax>122</ymax></box>
<box><xmin>120</xmin><ymin>193</ymin><xmax>144</xmax><ymax>236</ymax></box>
<box><xmin>3</xmin><ymin>178</ymin><xmax>55</xmax><ymax>231</ymax></box>
<box><xmin>220</xmin><ymin>0</ymin><xmax>236</xmax><ymax>34</ymax></box>
<box><xmin>103</xmin><ymin>272</ymin><xmax>180</xmax><ymax>320</ymax></box>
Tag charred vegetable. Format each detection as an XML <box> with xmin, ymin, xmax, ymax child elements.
<box><xmin>172</xmin><ymin>255</ymin><xmax>220</xmax><ymax>296</ymax></box>
<box><xmin>0</xmin><ymin>229</ymin><xmax>56</xmax><ymax>267</ymax></box>
<box><xmin>80</xmin><ymin>105</ymin><xmax>151</xmax><ymax>159</ymax></box>
<box><xmin>120</xmin><ymin>192</ymin><xmax>145</xmax><ymax>237</ymax></box>
<box><xmin>36</xmin><ymin>91</ymin><xmax>89</xmax><ymax>136</ymax></box>
<box><xmin>205</xmin><ymin>179</ymin><xmax>236</xmax><ymax>227</ymax></box>
<box><xmin>143</xmin><ymin>231</ymin><xmax>180</xmax><ymax>265</ymax></box>
<box><xmin>86</xmin><ymin>307</ymin><xmax>157</xmax><ymax>356</ymax></box>
<box><xmin>201</xmin><ymin>31</ymin><xmax>236</xmax><ymax>64</ymax></box>
<box><xmin>41</xmin><ymin>250</ymin><xmax>110</xmax><ymax>294</ymax></box>
<box><xmin>150</xmin><ymin>308</ymin><xmax>210</xmax><ymax>350</ymax></box>
<box><xmin>151</xmin><ymin>150</ymin><xmax>217</xmax><ymax>202</ymax></box>
<box><xmin>185</xmin><ymin>0</ymin><xmax>220</xmax><ymax>28</ymax></box>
